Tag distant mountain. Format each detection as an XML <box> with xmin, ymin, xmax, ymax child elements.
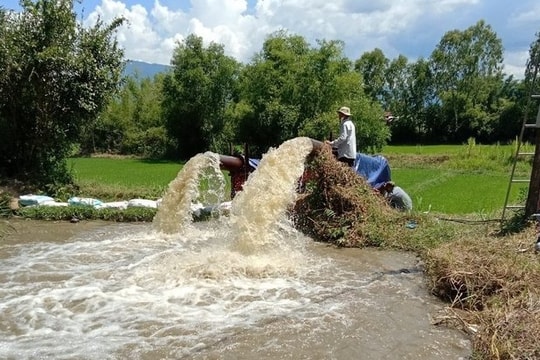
<box><xmin>123</xmin><ymin>60</ymin><xmax>172</xmax><ymax>79</ymax></box>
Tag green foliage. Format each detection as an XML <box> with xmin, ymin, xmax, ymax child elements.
<box><xmin>236</xmin><ymin>31</ymin><xmax>387</xmax><ymax>156</ymax></box>
<box><xmin>348</xmin><ymin>97</ymin><xmax>390</xmax><ymax>153</ymax></box>
<box><xmin>235</xmin><ymin>31</ymin><xmax>311</xmax><ymax>155</ymax></box>
<box><xmin>15</xmin><ymin>205</ymin><xmax>156</xmax><ymax>222</ymax></box>
<box><xmin>354</xmin><ymin>48</ymin><xmax>389</xmax><ymax>103</ymax></box>
<box><xmin>162</xmin><ymin>34</ymin><xmax>240</xmax><ymax>159</ymax></box>
<box><xmin>429</xmin><ymin>20</ymin><xmax>504</xmax><ymax>142</ymax></box>
<box><xmin>0</xmin><ymin>191</ymin><xmax>12</xmax><ymax>218</ymax></box>
<box><xmin>81</xmin><ymin>75</ymin><xmax>170</xmax><ymax>157</ymax></box>
<box><xmin>0</xmin><ymin>0</ymin><xmax>124</xmax><ymax>187</ymax></box>
<box><xmin>524</xmin><ymin>31</ymin><xmax>540</xmax><ymax>91</ymax></box>
<box><xmin>121</xmin><ymin>126</ymin><xmax>170</xmax><ymax>159</ymax></box>
<box><xmin>300</xmin><ymin>98</ymin><xmax>389</xmax><ymax>153</ymax></box>
<box><xmin>0</xmin><ymin>11</ymin><xmax>536</xmax><ymax>192</ymax></box>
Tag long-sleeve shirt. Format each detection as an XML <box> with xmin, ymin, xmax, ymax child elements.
<box><xmin>331</xmin><ymin>118</ymin><xmax>356</xmax><ymax>160</ymax></box>
<box><xmin>388</xmin><ymin>186</ymin><xmax>413</xmax><ymax>211</ymax></box>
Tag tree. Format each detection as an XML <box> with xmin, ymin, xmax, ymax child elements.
<box><xmin>236</xmin><ymin>32</ymin><xmax>389</xmax><ymax>155</ymax></box>
<box><xmin>354</xmin><ymin>48</ymin><xmax>389</xmax><ymax>104</ymax></box>
<box><xmin>235</xmin><ymin>31</ymin><xmax>311</xmax><ymax>155</ymax></box>
<box><xmin>430</xmin><ymin>20</ymin><xmax>504</xmax><ymax>141</ymax></box>
<box><xmin>299</xmin><ymin>39</ymin><xmax>357</xmax><ymax>120</ymax></box>
<box><xmin>523</xmin><ymin>32</ymin><xmax>540</xmax><ymax>217</ymax></box>
<box><xmin>81</xmin><ymin>74</ymin><xmax>169</xmax><ymax>158</ymax></box>
<box><xmin>161</xmin><ymin>34</ymin><xmax>239</xmax><ymax>159</ymax></box>
<box><xmin>0</xmin><ymin>0</ymin><xmax>124</xmax><ymax>188</ymax></box>
<box><xmin>387</xmin><ymin>58</ymin><xmax>436</xmax><ymax>143</ymax></box>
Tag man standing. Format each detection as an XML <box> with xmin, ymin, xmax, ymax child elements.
<box><xmin>326</xmin><ymin>106</ymin><xmax>357</xmax><ymax>167</ymax></box>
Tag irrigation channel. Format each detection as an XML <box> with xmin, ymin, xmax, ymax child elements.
<box><xmin>0</xmin><ymin>137</ymin><xmax>471</xmax><ymax>359</ymax></box>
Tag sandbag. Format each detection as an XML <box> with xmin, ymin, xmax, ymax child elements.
<box><xmin>127</xmin><ymin>199</ymin><xmax>158</xmax><ymax>208</ymax></box>
<box><xmin>18</xmin><ymin>195</ymin><xmax>55</xmax><ymax>207</ymax></box>
<box><xmin>98</xmin><ymin>201</ymin><xmax>129</xmax><ymax>210</ymax></box>
<box><xmin>68</xmin><ymin>197</ymin><xmax>104</xmax><ymax>207</ymax></box>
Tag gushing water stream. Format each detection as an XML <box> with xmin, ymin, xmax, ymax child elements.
<box><xmin>229</xmin><ymin>137</ymin><xmax>313</xmax><ymax>254</ymax></box>
<box><xmin>153</xmin><ymin>151</ymin><xmax>225</xmax><ymax>234</ymax></box>
<box><xmin>0</xmin><ymin>138</ymin><xmax>471</xmax><ymax>359</ymax></box>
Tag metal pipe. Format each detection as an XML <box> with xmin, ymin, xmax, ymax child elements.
<box><xmin>310</xmin><ymin>138</ymin><xmax>324</xmax><ymax>151</ymax></box>
<box><xmin>219</xmin><ymin>138</ymin><xmax>324</xmax><ymax>171</ymax></box>
<box><xmin>219</xmin><ymin>154</ymin><xmax>244</xmax><ymax>171</ymax></box>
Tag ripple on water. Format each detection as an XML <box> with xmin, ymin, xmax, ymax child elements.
<box><xmin>0</xmin><ymin>220</ymin><xmax>470</xmax><ymax>359</ymax></box>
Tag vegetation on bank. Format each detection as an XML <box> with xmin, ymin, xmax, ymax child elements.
<box><xmin>0</xmin><ymin>141</ymin><xmax>532</xmax><ymax>220</ymax></box>
<box><xmin>424</xmin><ymin>228</ymin><xmax>540</xmax><ymax>359</ymax></box>
<box><xmin>293</xmin><ymin>147</ymin><xmax>540</xmax><ymax>360</ymax></box>
<box><xmin>0</xmin><ymin>0</ymin><xmax>125</xmax><ymax>188</ymax></box>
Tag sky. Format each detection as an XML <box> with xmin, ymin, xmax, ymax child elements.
<box><xmin>2</xmin><ymin>0</ymin><xmax>539</xmax><ymax>78</ymax></box>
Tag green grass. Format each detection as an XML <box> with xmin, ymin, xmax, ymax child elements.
<box><xmin>68</xmin><ymin>158</ymin><xmax>183</xmax><ymax>188</ymax></box>
<box><xmin>66</xmin><ymin>157</ymin><xmax>185</xmax><ymax>201</ymax></box>
<box><xmin>381</xmin><ymin>142</ymin><xmax>533</xmax><ymax>215</ymax></box>
<box><xmin>391</xmin><ymin>168</ymin><xmax>526</xmax><ymax>215</ymax></box>
<box><xmin>382</xmin><ymin>144</ymin><xmax>467</xmax><ymax>155</ymax></box>
<box><xmin>382</xmin><ymin>141</ymin><xmax>533</xmax><ymax>157</ymax></box>
<box><xmin>68</xmin><ymin>157</ymin><xmax>232</xmax><ymax>201</ymax></box>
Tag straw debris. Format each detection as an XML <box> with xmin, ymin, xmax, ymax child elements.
<box><xmin>424</xmin><ymin>226</ymin><xmax>540</xmax><ymax>359</ymax></box>
<box><xmin>293</xmin><ymin>146</ymin><xmax>412</xmax><ymax>247</ymax></box>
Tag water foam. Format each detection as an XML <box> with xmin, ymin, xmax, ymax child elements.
<box><xmin>0</xmin><ymin>137</ymin><xmax>471</xmax><ymax>359</ymax></box>
<box><xmin>153</xmin><ymin>151</ymin><xmax>225</xmax><ymax>234</ymax></box>
<box><xmin>0</xmin><ymin>223</ymin><xmax>334</xmax><ymax>359</ymax></box>
<box><xmin>229</xmin><ymin>137</ymin><xmax>314</xmax><ymax>254</ymax></box>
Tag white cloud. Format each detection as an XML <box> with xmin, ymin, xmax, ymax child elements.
<box><xmin>509</xmin><ymin>2</ymin><xmax>540</xmax><ymax>26</ymax></box>
<box><xmin>150</xmin><ymin>1</ymin><xmax>189</xmax><ymax>34</ymax></box>
<box><xmin>190</xmin><ymin>0</ymin><xmax>248</xmax><ymax>26</ymax></box>
<box><xmin>85</xmin><ymin>0</ymin><xmax>165</xmax><ymax>63</ymax></box>
<box><xmin>503</xmin><ymin>50</ymin><xmax>529</xmax><ymax>78</ymax></box>
<box><xmin>83</xmin><ymin>0</ymin><xmax>530</xmax><ymax>77</ymax></box>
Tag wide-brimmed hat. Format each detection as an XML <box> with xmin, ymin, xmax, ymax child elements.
<box><xmin>337</xmin><ymin>106</ymin><xmax>352</xmax><ymax>116</ymax></box>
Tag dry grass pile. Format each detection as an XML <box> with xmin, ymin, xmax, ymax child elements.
<box><xmin>424</xmin><ymin>225</ymin><xmax>540</xmax><ymax>359</ymax></box>
<box><xmin>293</xmin><ymin>146</ymin><xmax>415</xmax><ymax>247</ymax></box>
<box><xmin>474</xmin><ymin>295</ymin><xmax>540</xmax><ymax>359</ymax></box>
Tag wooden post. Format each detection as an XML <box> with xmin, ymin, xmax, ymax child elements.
<box><xmin>525</xmin><ymin>97</ymin><xmax>540</xmax><ymax>217</ymax></box>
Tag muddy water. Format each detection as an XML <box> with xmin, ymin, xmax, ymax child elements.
<box><xmin>1</xmin><ymin>138</ymin><xmax>471</xmax><ymax>359</ymax></box>
<box><xmin>0</xmin><ymin>220</ymin><xmax>471</xmax><ymax>360</ymax></box>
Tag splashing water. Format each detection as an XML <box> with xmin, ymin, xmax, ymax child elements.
<box><xmin>153</xmin><ymin>151</ymin><xmax>225</xmax><ymax>234</ymax></box>
<box><xmin>0</xmin><ymin>221</ymin><xmax>471</xmax><ymax>359</ymax></box>
<box><xmin>229</xmin><ymin>137</ymin><xmax>314</xmax><ymax>254</ymax></box>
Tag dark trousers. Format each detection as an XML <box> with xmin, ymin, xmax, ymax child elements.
<box><xmin>338</xmin><ymin>157</ymin><xmax>355</xmax><ymax>167</ymax></box>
